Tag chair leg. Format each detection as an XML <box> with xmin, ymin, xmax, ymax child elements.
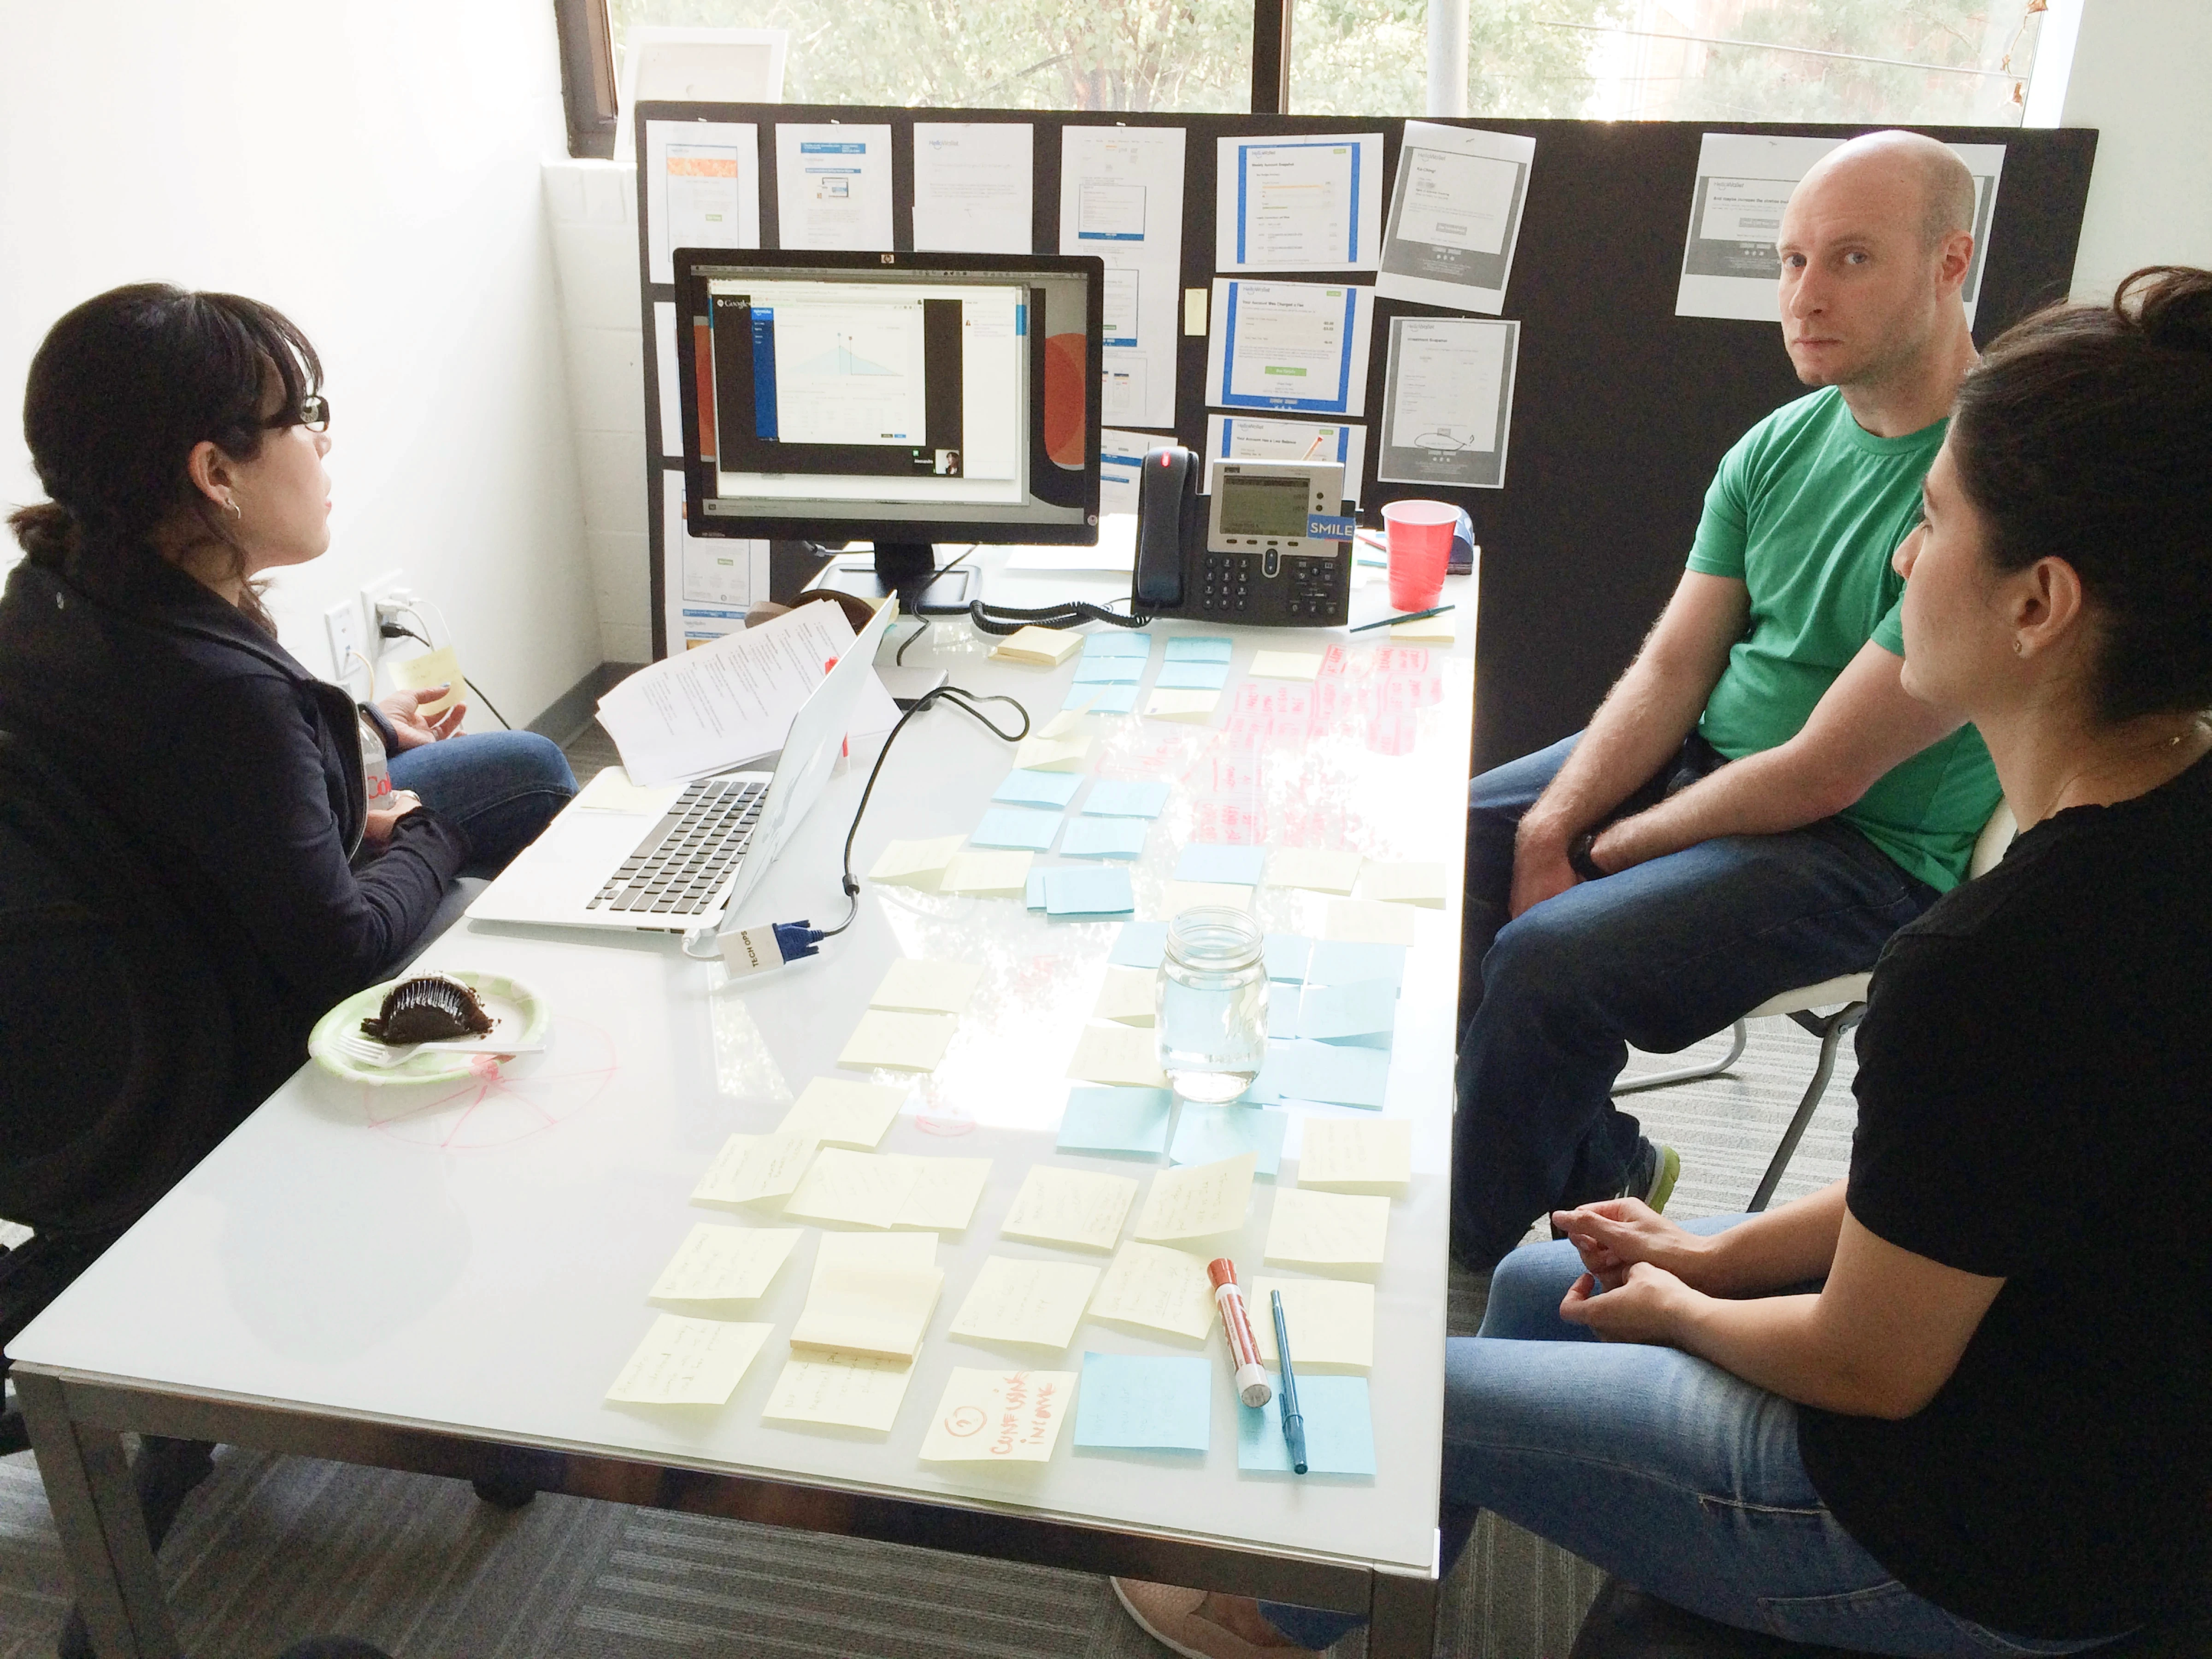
<box><xmin>1611</xmin><ymin>1020</ymin><xmax>1748</xmax><ymax>1096</ymax></box>
<box><xmin>1748</xmin><ymin>1004</ymin><xmax>1865</xmax><ymax>1212</ymax></box>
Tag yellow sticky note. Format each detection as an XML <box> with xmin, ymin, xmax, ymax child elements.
<box><xmin>690</xmin><ymin>1132</ymin><xmax>820</xmax><ymax>1210</ymax></box>
<box><xmin>777</xmin><ymin>1077</ymin><xmax>906</xmax><ymax>1150</ymax></box>
<box><xmin>1067</xmin><ymin>1022</ymin><xmax>1169</xmax><ymax>1088</ymax></box>
<box><xmin>389</xmin><ymin>645</ymin><xmax>465</xmax><ymax>718</ymax></box>
<box><xmin>605</xmin><ymin>1314</ymin><xmax>771</xmax><ymax>1406</ymax></box>
<box><xmin>1013</xmin><ymin>733</ymin><xmax>1092</xmax><ymax>772</ymax></box>
<box><xmin>869</xmin><ymin>835</ymin><xmax>966</xmax><ymax>890</ymax></box>
<box><xmin>782</xmin><ymin>1147</ymin><xmax>927</xmax><ymax>1228</ymax></box>
<box><xmin>1251</xmin><ymin>1276</ymin><xmax>1375</xmax><ymax>1373</ymax></box>
<box><xmin>1267</xmin><ymin>847</ymin><xmax>1365</xmax><ymax>895</ymax></box>
<box><xmin>1134</xmin><ymin>1152</ymin><xmax>1257</xmax><ymax>1243</ymax></box>
<box><xmin>813</xmin><ymin>1230</ymin><xmax>938</xmax><ymax>1286</ymax></box>
<box><xmin>1000</xmin><ymin>1165</ymin><xmax>1139</xmax><ymax>1253</ymax></box>
<box><xmin>762</xmin><ymin>1350</ymin><xmax>916</xmax><ymax>1433</ymax></box>
<box><xmin>1090</xmin><ymin>1241</ymin><xmax>1218</xmax><ymax>1341</ymax></box>
<box><xmin>1144</xmin><ymin>688</ymin><xmax>1219</xmax><ymax>723</ymax></box>
<box><xmin>941</xmin><ymin>847</ymin><xmax>1034</xmax><ymax>895</ymax></box>
<box><xmin>648</xmin><ymin>1225</ymin><xmax>803</xmax><ymax>1305</ymax></box>
<box><xmin>990</xmin><ymin>624</ymin><xmax>1082</xmax><ymax>666</ymax></box>
<box><xmin>1263</xmin><ymin>1188</ymin><xmax>1392</xmax><ymax>1277</ymax></box>
<box><xmin>1041</xmin><ymin>704</ymin><xmax>1094</xmax><ymax>738</ymax></box>
<box><xmin>1389</xmin><ymin>610</ymin><xmax>1456</xmax><ymax>644</ymax></box>
<box><xmin>918</xmin><ymin>1366</ymin><xmax>1077</xmax><ymax>1463</ymax></box>
<box><xmin>839</xmin><ymin>1009</ymin><xmax>958</xmax><ymax>1072</ymax></box>
<box><xmin>572</xmin><ymin>765</ymin><xmax>671</xmax><ymax>813</ymax></box>
<box><xmin>948</xmin><ymin>1257</ymin><xmax>1101</xmax><ymax>1350</ymax></box>
<box><xmin>888</xmin><ymin>1154</ymin><xmax>994</xmax><ymax>1231</ymax></box>
<box><xmin>1324</xmin><ymin>897</ymin><xmax>1420</xmax><ymax>946</ymax></box>
<box><xmin>1296</xmin><ymin>1118</ymin><xmax>1413</xmax><ymax>1196</ymax></box>
<box><xmin>870</xmin><ymin>958</ymin><xmax>985</xmax><ymax>1015</ymax></box>
<box><xmin>1160</xmin><ymin>880</ymin><xmax>1253</xmax><ymax>917</ymax></box>
<box><xmin>789</xmin><ymin>1261</ymin><xmax>946</xmax><ymax>1359</ymax></box>
<box><xmin>1359</xmin><ymin>861</ymin><xmax>1450</xmax><ymax>909</ymax></box>
<box><xmin>1091</xmin><ymin>965</ymin><xmax>1158</xmax><ymax>1026</ymax></box>
<box><xmin>1249</xmin><ymin>649</ymin><xmax>1322</xmax><ymax>681</ymax></box>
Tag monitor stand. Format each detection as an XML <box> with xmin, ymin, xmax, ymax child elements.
<box><xmin>818</xmin><ymin>542</ymin><xmax>979</xmax><ymax>615</ymax></box>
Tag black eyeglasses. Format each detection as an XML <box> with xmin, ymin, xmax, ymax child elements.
<box><xmin>270</xmin><ymin>394</ymin><xmax>331</xmax><ymax>433</ymax></box>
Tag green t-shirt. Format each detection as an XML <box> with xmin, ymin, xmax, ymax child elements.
<box><xmin>1689</xmin><ymin>387</ymin><xmax>1998</xmax><ymax>892</ymax></box>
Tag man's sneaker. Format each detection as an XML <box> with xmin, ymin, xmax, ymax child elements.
<box><xmin>1628</xmin><ymin>1136</ymin><xmax>1682</xmax><ymax>1213</ymax></box>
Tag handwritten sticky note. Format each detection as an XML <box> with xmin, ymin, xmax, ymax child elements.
<box><xmin>1001</xmin><ymin>1165</ymin><xmax>1139</xmax><ymax>1252</ymax></box>
<box><xmin>1084</xmin><ymin>631</ymin><xmax>1155</xmax><ymax>658</ymax></box>
<box><xmin>1390</xmin><ymin>610</ymin><xmax>1456</xmax><ymax>643</ymax></box>
<box><xmin>869</xmin><ymin>835</ymin><xmax>965</xmax><ymax>890</ymax></box>
<box><xmin>1297</xmin><ymin>1117</ymin><xmax>1412</xmax><ymax>1196</ymax></box>
<box><xmin>949</xmin><ymin>1257</ymin><xmax>1101</xmax><ymax>1349</ymax></box>
<box><xmin>973</xmin><ymin>808</ymin><xmax>1061</xmax><ymax>852</ymax></box>
<box><xmin>1263</xmin><ymin>1188</ymin><xmax>1392</xmax><ymax>1277</ymax></box>
<box><xmin>994</xmin><ymin>768</ymin><xmax>1084</xmax><ymax>809</ymax></box>
<box><xmin>1252</xmin><ymin>1277</ymin><xmax>1376</xmax><ymax>1373</ymax></box>
<box><xmin>572</xmin><ymin>765</ymin><xmax>670</xmax><ymax>813</ymax></box>
<box><xmin>992</xmin><ymin>624</ymin><xmax>1083</xmax><ymax>666</ymax></box>
<box><xmin>1244</xmin><ymin>1040</ymin><xmax>1391</xmax><ymax>1109</ymax></box>
<box><xmin>1090</xmin><ymin>1241</ymin><xmax>1218</xmax><ymax>1341</ymax></box>
<box><xmin>1163</xmin><ymin>635</ymin><xmax>1233</xmax><ymax>662</ymax></box>
<box><xmin>691</xmin><ymin>1132</ymin><xmax>820</xmax><ymax>1209</ymax></box>
<box><xmin>941</xmin><ymin>847</ymin><xmax>1033</xmax><ymax>895</ymax></box>
<box><xmin>1249</xmin><ymin>650</ymin><xmax>1324</xmax><ymax>683</ymax></box>
<box><xmin>1091</xmin><ymin>965</ymin><xmax>1158</xmax><ymax>1026</ymax></box>
<box><xmin>839</xmin><ymin>1009</ymin><xmax>958</xmax><ymax>1072</ymax></box>
<box><xmin>1067</xmin><ymin>1022</ymin><xmax>1168</xmax><ymax>1088</ymax></box>
<box><xmin>789</xmin><ymin>1261</ymin><xmax>945</xmax><ymax>1359</ymax></box>
<box><xmin>1065</xmin><ymin>681</ymin><xmax>1139</xmax><ymax>714</ymax></box>
<box><xmin>1160</xmin><ymin>880</ymin><xmax>1253</xmax><ymax>916</ymax></box>
<box><xmin>888</xmin><ymin>1154</ymin><xmax>993</xmax><ymax>1231</ymax></box>
<box><xmin>1237</xmin><ymin>1373</ymin><xmax>1375</xmax><ymax>1475</ymax></box>
<box><xmin>1359</xmin><ymin>861</ymin><xmax>1450</xmax><ymax>909</ymax></box>
<box><xmin>1012</xmin><ymin>733</ymin><xmax>1092</xmax><ymax>772</ymax></box>
<box><xmin>1134</xmin><ymin>1152</ymin><xmax>1257</xmax><ymax>1243</ymax></box>
<box><xmin>1074</xmin><ymin>1353</ymin><xmax>1210</xmax><ymax>1453</ymax></box>
<box><xmin>1060</xmin><ymin>816</ymin><xmax>1149</xmax><ymax>859</ymax></box>
<box><xmin>1265</xmin><ymin>933</ymin><xmax>1313</xmax><ymax>982</ymax></box>
<box><xmin>814</xmin><ymin>1229</ymin><xmax>937</xmax><ymax>1284</ymax></box>
<box><xmin>1072</xmin><ymin>654</ymin><xmax>1145</xmax><ymax>685</ymax></box>
<box><xmin>649</xmin><ymin>1225</ymin><xmax>803</xmax><ymax>1305</ymax></box>
<box><xmin>388</xmin><ymin>645</ymin><xmax>465</xmax><ymax>718</ymax></box>
<box><xmin>1306</xmin><ymin>940</ymin><xmax>1407</xmax><ymax>988</ymax></box>
<box><xmin>762</xmin><ymin>1350</ymin><xmax>915</xmax><ymax>1433</ymax></box>
<box><xmin>1324</xmin><ymin>898</ymin><xmax>1419</xmax><ymax>946</ymax></box>
<box><xmin>1058</xmin><ymin>1087</ymin><xmax>1173</xmax><ymax>1157</ymax></box>
<box><xmin>1144</xmin><ymin>688</ymin><xmax>1220</xmax><ymax>723</ymax></box>
<box><xmin>919</xmin><ymin>1367</ymin><xmax>1076</xmax><ymax>1464</ymax></box>
<box><xmin>1108</xmin><ymin>920</ymin><xmax>1170</xmax><ymax>969</ymax></box>
<box><xmin>1170</xmin><ymin>1104</ymin><xmax>1288</xmax><ymax>1178</ymax></box>
<box><xmin>782</xmin><ymin>1147</ymin><xmax>927</xmax><ymax>1228</ymax></box>
<box><xmin>606</xmin><ymin>1314</ymin><xmax>772</xmax><ymax>1406</ymax></box>
<box><xmin>1267</xmin><ymin>848</ymin><xmax>1365</xmax><ymax>894</ymax></box>
<box><xmin>870</xmin><ymin>959</ymin><xmax>985</xmax><ymax>1016</ymax></box>
<box><xmin>1083</xmin><ymin>779</ymin><xmax>1171</xmax><ymax>818</ymax></box>
<box><xmin>1176</xmin><ymin>844</ymin><xmax>1266</xmax><ymax>886</ymax></box>
<box><xmin>1155</xmin><ymin>660</ymin><xmax>1231</xmax><ymax>691</ymax></box>
<box><xmin>1297</xmin><ymin>979</ymin><xmax>1399</xmax><ymax>1046</ymax></box>
<box><xmin>777</xmin><ymin>1078</ymin><xmax>906</xmax><ymax>1149</ymax></box>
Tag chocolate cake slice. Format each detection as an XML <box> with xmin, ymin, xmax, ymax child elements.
<box><xmin>361</xmin><ymin>975</ymin><xmax>495</xmax><ymax>1044</ymax></box>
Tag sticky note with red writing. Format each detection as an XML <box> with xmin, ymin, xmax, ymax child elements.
<box><xmin>918</xmin><ymin>1366</ymin><xmax>1077</xmax><ymax>1464</ymax></box>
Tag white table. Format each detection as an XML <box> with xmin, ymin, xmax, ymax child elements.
<box><xmin>15</xmin><ymin>553</ymin><xmax>1475</xmax><ymax>1659</ymax></box>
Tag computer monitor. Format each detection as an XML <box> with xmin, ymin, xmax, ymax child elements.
<box><xmin>672</xmin><ymin>248</ymin><xmax>1104</xmax><ymax>613</ymax></box>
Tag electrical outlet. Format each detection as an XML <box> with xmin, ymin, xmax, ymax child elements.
<box><xmin>324</xmin><ymin>600</ymin><xmax>364</xmax><ymax>681</ymax></box>
<box><xmin>360</xmin><ymin>569</ymin><xmax>410</xmax><ymax>654</ymax></box>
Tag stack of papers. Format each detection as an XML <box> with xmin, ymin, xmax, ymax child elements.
<box><xmin>1133</xmin><ymin>1152</ymin><xmax>1257</xmax><ymax>1243</ymax></box>
<box><xmin>606</xmin><ymin>1314</ymin><xmax>772</xmax><ymax>1406</ymax></box>
<box><xmin>991</xmin><ymin>625</ymin><xmax>1083</xmax><ymax>666</ymax></box>
<box><xmin>1000</xmin><ymin>1164</ymin><xmax>1140</xmax><ymax>1252</ymax></box>
<box><xmin>1297</xmin><ymin>1118</ymin><xmax>1413</xmax><ymax>1195</ymax></box>
<box><xmin>1074</xmin><ymin>1352</ymin><xmax>1210</xmax><ymax>1453</ymax></box>
<box><xmin>1057</xmin><ymin>1086</ymin><xmax>1173</xmax><ymax>1156</ymax></box>
<box><xmin>777</xmin><ymin>1077</ymin><xmax>907</xmax><ymax>1149</ymax></box>
<box><xmin>948</xmin><ymin>1257</ymin><xmax>1101</xmax><ymax>1349</ymax></box>
<box><xmin>1089</xmin><ymin>1241</ymin><xmax>1218</xmax><ymax>1340</ymax></box>
<box><xmin>1263</xmin><ymin>1188</ymin><xmax>1392</xmax><ymax>1277</ymax></box>
<box><xmin>648</xmin><ymin>1225</ymin><xmax>803</xmax><ymax>1306</ymax></box>
<box><xmin>918</xmin><ymin>1367</ymin><xmax>1077</xmax><ymax>1463</ymax></box>
<box><xmin>789</xmin><ymin>1232</ymin><xmax>945</xmax><ymax>1359</ymax></box>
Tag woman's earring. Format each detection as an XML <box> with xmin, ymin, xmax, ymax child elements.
<box><xmin>2012</xmin><ymin>639</ymin><xmax>2024</xmax><ymax>655</ymax></box>
<box><xmin>224</xmin><ymin>496</ymin><xmax>242</xmax><ymax>518</ymax></box>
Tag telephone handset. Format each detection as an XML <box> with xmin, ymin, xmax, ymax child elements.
<box><xmin>1132</xmin><ymin>447</ymin><xmax>1353</xmax><ymax>627</ymax></box>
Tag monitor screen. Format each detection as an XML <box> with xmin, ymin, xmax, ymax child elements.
<box><xmin>674</xmin><ymin>250</ymin><xmax>1102</xmax><ymax>546</ymax></box>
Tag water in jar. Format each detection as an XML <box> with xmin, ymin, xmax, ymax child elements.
<box><xmin>1156</xmin><ymin>906</ymin><xmax>1269</xmax><ymax>1103</ymax></box>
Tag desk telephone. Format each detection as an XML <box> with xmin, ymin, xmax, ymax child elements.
<box><xmin>1134</xmin><ymin>447</ymin><xmax>1353</xmax><ymax>626</ymax></box>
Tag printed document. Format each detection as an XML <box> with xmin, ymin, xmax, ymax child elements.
<box><xmin>1206</xmin><ymin>415</ymin><xmax>1366</xmax><ymax>506</ymax></box>
<box><xmin>1061</xmin><ymin>126</ymin><xmax>1185</xmax><ymax>429</ymax></box>
<box><xmin>912</xmin><ymin>123</ymin><xmax>1034</xmax><ymax>254</ymax></box>
<box><xmin>1216</xmin><ymin>134</ymin><xmax>1384</xmax><ymax>272</ymax></box>
<box><xmin>1375</xmin><ymin>122</ymin><xmax>1534</xmax><ymax>314</ymax></box>
<box><xmin>1205</xmin><ymin>280</ymin><xmax>1374</xmax><ymax>417</ymax></box>
<box><xmin>1378</xmin><ymin>316</ymin><xmax>1521</xmax><ymax>490</ymax></box>
<box><xmin>775</xmin><ymin>123</ymin><xmax>894</xmax><ymax>251</ymax></box>
<box><xmin>663</xmin><ymin>471</ymin><xmax>767</xmax><ymax>652</ymax></box>
<box><xmin>644</xmin><ymin>120</ymin><xmax>759</xmax><ymax>284</ymax></box>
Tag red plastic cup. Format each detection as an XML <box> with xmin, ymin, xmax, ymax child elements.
<box><xmin>1380</xmin><ymin>499</ymin><xmax>1457</xmax><ymax>612</ymax></box>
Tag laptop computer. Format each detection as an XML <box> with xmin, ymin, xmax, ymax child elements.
<box><xmin>466</xmin><ymin>599</ymin><xmax>896</xmax><ymax>934</ymax></box>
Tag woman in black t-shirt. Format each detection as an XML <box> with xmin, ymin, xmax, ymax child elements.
<box><xmin>1119</xmin><ymin>269</ymin><xmax>2212</xmax><ymax>1659</ymax></box>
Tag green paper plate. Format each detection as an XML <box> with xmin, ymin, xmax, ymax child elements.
<box><xmin>308</xmin><ymin>970</ymin><xmax>550</xmax><ymax>1087</ymax></box>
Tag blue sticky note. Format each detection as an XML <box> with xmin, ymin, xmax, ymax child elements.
<box><xmin>1306</xmin><ymin>941</ymin><xmax>1408</xmax><ymax>989</ymax></box>
<box><xmin>1066</xmin><ymin>681</ymin><xmax>1141</xmax><ymax>714</ymax></box>
<box><xmin>1073</xmin><ymin>656</ymin><xmax>1145</xmax><ymax>684</ymax></box>
<box><xmin>1061</xmin><ymin>817</ymin><xmax>1150</xmax><ymax>859</ymax></box>
<box><xmin>1045</xmin><ymin>865</ymin><xmax>1135</xmax><ymax>916</ymax></box>
<box><xmin>974</xmin><ymin>808</ymin><xmax>1061</xmax><ymax>851</ymax></box>
<box><xmin>1082</xmin><ymin>631</ymin><xmax>1155</xmax><ymax>659</ymax></box>
<box><xmin>1264</xmin><ymin>980</ymin><xmax>1300</xmax><ymax>1040</ymax></box>
<box><xmin>1155</xmin><ymin>660</ymin><xmax>1232</xmax><ymax>691</ymax></box>
<box><xmin>1297</xmin><ymin>979</ymin><xmax>1399</xmax><ymax>1045</ymax></box>
<box><xmin>994</xmin><ymin>768</ymin><xmax>1083</xmax><ymax>808</ymax></box>
<box><xmin>1026</xmin><ymin>869</ymin><xmax>1049</xmax><ymax>910</ymax></box>
<box><xmin>1170</xmin><ymin>1104</ymin><xmax>1288</xmax><ymax>1177</ymax></box>
<box><xmin>1109</xmin><ymin>920</ymin><xmax>1169</xmax><ymax>969</ymax></box>
<box><xmin>1263</xmin><ymin>933</ymin><xmax>1312</xmax><ymax>982</ymax></box>
<box><xmin>1083</xmin><ymin>779</ymin><xmax>1171</xmax><ymax>819</ymax></box>
<box><xmin>1237</xmin><ymin>1374</ymin><xmax>1376</xmax><ymax>1475</ymax></box>
<box><xmin>1176</xmin><ymin>844</ymin><xmax>1267</xmax><ymax>886</ymax></box>
<box><xmin>1242</xmin><ymin>1040</ymin><xmax>1391</xmax><ymax>1109</ymax></box>
<box><xmin>1076</xmin><ymin>1352</ymin><xmax>1211</xmax><ymax>1453</ymax></box>
<box><xmin>1165</xmin><ymin>636</ymin><xmax>1234</xmax><ymax>663</ymax></box>
<box><xmin>1059</xmin><ymin>1086</ymin><xmax>1172</xmax><ymax>1155</ymax></box>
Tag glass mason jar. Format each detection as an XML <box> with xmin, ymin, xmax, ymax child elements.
<box><xmin>1156</xmin><ymin>905</ymin><xmax>1269</xmax><ymax>1103</ymax></box>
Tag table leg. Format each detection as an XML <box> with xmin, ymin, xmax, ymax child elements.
<box><xmin>15</xmin><ymin>1371</ymin><xmax>182</xmax><ymax>1659</ymax></box>
<box><xmin>1366</xmin><ymin>1561</ymin><xmax>1441</xmax><ymax>1659</ymax></box>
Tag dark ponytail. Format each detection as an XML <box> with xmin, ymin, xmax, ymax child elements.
<box><xmin>9</xmin><ymin>284</ymin><xmax>322</xmax><ymax>632</ymax></box>
<box><xmin>1950</xmin><ymin>265</ymin><xmax>2212</xmax><ymax>726</ymax></box>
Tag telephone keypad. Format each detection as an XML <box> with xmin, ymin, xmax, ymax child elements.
<box><xmin>1193</xmin><ymin>550</ymin><xmax>1347</xmax><ymax>624</ymax></box>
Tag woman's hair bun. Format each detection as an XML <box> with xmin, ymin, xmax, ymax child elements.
<box><xmin>2120</xmin><ymin>265</ymin><xmax>2212</xmax><ymax>356</ymax></box>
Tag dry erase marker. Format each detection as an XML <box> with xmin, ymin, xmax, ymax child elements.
<box><xmin>1208</xmin><ymin>1258</ymin><xmax>1274</xmax><ymax>1407</ymax></box>
<box><xmin>1271</xmin><ymin>1289</ymin><xmax>1308</xmax><ymax>1475</ymax></box>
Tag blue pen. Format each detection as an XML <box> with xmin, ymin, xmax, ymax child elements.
<box><xmin>1271</xmin><ymin>1289</ymin><xmax>1307</xmax><ymax>1475</ymax></box>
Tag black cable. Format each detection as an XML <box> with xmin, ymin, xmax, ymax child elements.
<box><xmin>463</xmin><ymin>677</ymin><xmax>514</xmax><ymax>730</ymax></box>
<box><xmin>894</xmin><ymin>617</ymin><xmax>930</xmax><ymax>666</ymax></box>
<box><xmin>959</xmin><ymin>596</ymin><xmax>1153</xmax><ymax>636</ymax></box>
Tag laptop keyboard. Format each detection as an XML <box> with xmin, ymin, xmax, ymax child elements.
<box><xmin>589</xmin><ymin>777</ymin><xmax>768</xmax><ymax>915</ymax></box>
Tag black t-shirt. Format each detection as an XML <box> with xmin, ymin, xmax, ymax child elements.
<box><xmin>1797</xmin><ymin>751</ymin><xmax>2212</xmax><ymax>1636</ymax></box>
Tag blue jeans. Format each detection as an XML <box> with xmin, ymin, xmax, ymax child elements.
<box><xmin>1451</xmin><ymin>731</ymin><xmax>1938</xmax><ymax>1270</ymax></box>
<box><xmin>1261</xmin><ymin>1222</ymin><xmax>2124</xmax><ymax>1656</ymax></box>
<box><xmin>388</xmin><ymin>730</ymin><xmax>576</xmax><ymax>878</ymax></box>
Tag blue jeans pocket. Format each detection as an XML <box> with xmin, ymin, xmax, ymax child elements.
<box><xmin>1758</xmin><ymin>1575</ymin><xmax>1935</xmax><ymax>1648</ymax></box>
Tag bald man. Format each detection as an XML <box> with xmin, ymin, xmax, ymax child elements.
<box><xmin>1451</xmin><ymin>131</ymin><xmax>2002</xmax><ymax>1272</ymax></box>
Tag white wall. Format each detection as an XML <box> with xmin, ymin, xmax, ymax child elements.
<box><xmin>2061</xmin><ymin>0</ymin><xmax>2212</xmax><ymax>298</ymax></box>
<box><xmin>0</xmin><ymin>0</ymin><xmax>600</xmax><ymax>727</ymax></box>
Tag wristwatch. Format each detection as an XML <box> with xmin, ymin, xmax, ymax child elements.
<box><xmin>1567</xmin><ymin>830</ymin><xmax>1607</xmax><ymax>882</ymax></box>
